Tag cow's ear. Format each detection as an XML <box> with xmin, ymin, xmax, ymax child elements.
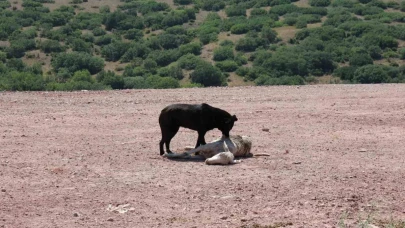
<box><xmin>232</xmin><ymin>115</ymin><xmax>238</xmax><ymax>122</ymax></box>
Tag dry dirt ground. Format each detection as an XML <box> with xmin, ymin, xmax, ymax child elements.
<box><xmin>1</xmin><ymin>85</ymin><xmax>405</xmax><ymax>228</ymax></box>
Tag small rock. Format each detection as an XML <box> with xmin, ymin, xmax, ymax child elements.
<box><xmin>262</xmin><ymin>128</ymin><xmax>270</xmax><ymax>132</ymax></box>
<box><xmin>1</xmin><ymin>189</ymin><xmax>5</xmax><ymax>192</ymax></box>
<box><xmin>220</xmin><ymin>216</ymin><xmax>228</xmax><ymax>220</ymax></box>
<box><xmin>241</xmin><ymin>218</ymin><xmax>248</xmax><ymax>222</ymax></box>
<box><xmin>107</xmin><ymin>218</ymin><xmax>114</xmax><ymax>222</ymax></box>
<box><xmin>365</xmin><ymin>223</ymin><xmax>379</xmax><ymax>228</ymax></box>
<box><xmin>359</xmin><ymin>148</ymin><xmax>367</xmax><ymax>152</ymax></box>
<box><xmin>73</xmin><ymin>213</ymin><xmax>79</xmax><ymax>217</ymax></box>
<box><xmin>293</xmin><ymin>161</ymin><xmax>302</xmax><ymax>165</ymax></box>
<box><xmin>195</xmin><ymin>209</ymin><xmax>202</xmax><ymax>213</ymax></box>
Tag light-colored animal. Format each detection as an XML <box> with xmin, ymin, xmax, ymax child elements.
<box><xmin>163</xmin><ymin>135</ymin><xmax>253</xmax><ymax>165</ymax></box>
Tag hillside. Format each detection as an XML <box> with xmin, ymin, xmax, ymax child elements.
<box><xmin>1</xmin><ymin>0</ymin><xmax>405</xmax><ymax>90</ymax></box>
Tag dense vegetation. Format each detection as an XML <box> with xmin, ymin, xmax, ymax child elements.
<box><xmin>1</xmin><ymin>0</ymin><xmax>405</xmax><ymax>90</ymax></box>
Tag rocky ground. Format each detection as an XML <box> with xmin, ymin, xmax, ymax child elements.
<box><xmin>1</xmin><ymin>84</ymin><xmax>405</xmax><ymax>228</ymax></box>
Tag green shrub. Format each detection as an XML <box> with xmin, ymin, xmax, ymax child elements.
<box><xmin>219</xmin><ymin>40</ymin><xmax>234</xmax><ymax>47</ymax></box>
<box><xmin>309</xmin><ymin>0</ymin><xmax>331</xmax><ymax>6</ymax></box>
<box><xmin>143</xmin><ymin>58</ymin><xmax>158</xmax><ymax>73</ymax></box>
<box><xmin>234</xmin><ymin>53</ymin><xmax>248</xmax><ymax>65</ymax></box>
<box><xmin>2</xmin><ymin>71</ymin><xmax>45</xmax><ymax>91</ymax></box>
<box><xmin>179</xmin><ymin>42</ymin><xmax>202</xmax><ymax>55</ymax></box>
<box><xmin>349</xmin><ymin>53</ymin><xmax>374</xmax><ymax>67</ymax></box>
<box><xmin>81</xmin><ymin>33</ymin><xmax>95</xmax><ymax>43</ymax></box>
<box><xmin>0</xmin><ymin>51</ymin><xmax>6</xmax><ymax>63</ymax></box>
<box><xmin>333</xmin><ymin>66</ymin><xmax>357</xmax><ymax>81</ymax></box>
<box><xmin>147</xmin><ymin>49</ymin><xmax>180</xmax><ymax>67</ymax></box>
<box><xmin>101</xmin><ymin>41</ymin><xmax>130</xmax><ymax>61</ymax></box>
<box><xmin>92</xmin><ymin>27</ymin><xmax>107</xmax><ymax>36</ymax></box>
<box><xmin>215</xmin><ymin>60</ymin><xmax>238</xmax><ymax>72</ymax></box>
<box><xmin>95</xmin><ymin>34</ymin><xmax>116</xmax><ymax>46</ymax></box>
<box><xmin>190</xmin><ymin>62</ymin><xmax>225</xmax><ymax>86</ymax></box>
<box><xmin>213</xmin><ymin>47</ymin><xmax>234</xmax><ymax>61</ymax></box>
<box><xmin>124</xmin><ymin>29</ymin><xmax>143</xmax><ymax>40</ymax></box>
<box><xmin>284</xmin><ymin>17</ymin><xmax>297</xmax><ymax>26</ymax></box>
<box><xmin>159</xmin><ymin>64</ymin><xmax>184</xmax><ymax>79</ymax></box>
<box><xmin>70</xmin><ymin>38</ymin><xmax>92</xmax><ymax>53</ymax></box>
<box><xmin>230</xmin><ymin>24</ymin><xmax>249</xmax><ymax>34</ymax></box>
<box><xmin>225</xmin><ymin>6</ymin><xmax>246</xmax><ymax>17</ymax></box>
<box><xmin>174</xmin><ymin>0</ymin><xmax>192</xmax><ymax>5</ymax></box>
<box><xmin>250</xmin><ymin>8</ymin><xmax>267</xmax><ymax>16</ymax></box>
<box><xmin>201</xmin><ymin>0</ymin><xmax>225</xmax><ymax>11</ymax></box>
<box><xmin>331</xmin><ymin>0</ymin><xmax>356</xmax><ymax>7</ymax></box>
<box><xmin>51</xmin><ymin>52</ymin><xmax>104</xmax><ymax>75</ymax></box>
<box><xmin>235</xmin><ymin>37</ymin><xmax>260</xmax><ymax>52</ymax></box>
<box><xmin>123</xmin><ymin>76</ymin><xmax>147</xmax><ymax>89</ymax></box>
<box><xmin>39</xmin><ymin>40</ymin><xmax>64</xmax><ymax>53</ymax></box>
<box><xmin>96</xmin><ymin>70</ymin><xmax>124</xmax><ymax>89</ymax></box>
<box><xmin>120</xmin><ymin>43</ymin><xmax>150</xmax><ymax>62</ymax></box>
<box><xmin>46</xmin><ymin>81</ymin><xmax>107</xmax><ymax>91</ymax></box>
<box><xmin>145</xmin><ymin>75</ymin><xmax>180</xmax><ymax>89</ymax></box>
<box><xmin>178</xmin><ymin>54</ymin><xmax>203</xmax><ymax>70</ymax></box>
<box><xmin>236</xmin><ymin>67</ymin><xmax>250</xmax><ymax>76</ymax></box>
<box><xmin>254</xmin><ymin>75</ymin><xmax>305</xmax><ymax>85</ymax></box>
<box><xmin>353</xmin><ymin>64</ymin><xmax>389</xmax><ymax>83</ymax></box>
<box><xmin>296</xmin><ymin>20</ymin><xmax>307</xmax><ymax>28</ymax></box>
<box><xmin>269</xmin><ymin>4</ymin><xmax>299</xmax><ymax>15</ymax></box>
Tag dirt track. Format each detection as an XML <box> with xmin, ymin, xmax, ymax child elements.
<box><xmin>1</xmin><ymin>85</ymin><xmax>405</xmax><ymax>228</ymax></box>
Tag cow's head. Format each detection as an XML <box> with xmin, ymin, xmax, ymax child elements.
<box><xmin>219</xmin><ymin>115</ymin><xmax>238</xmax><ymax>137</ymax></box>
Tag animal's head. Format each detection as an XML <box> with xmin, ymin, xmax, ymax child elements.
<box><xmin>219</xmin><ymin>115</ymin><xmax>238</xmax><ymax>137</ymax></box>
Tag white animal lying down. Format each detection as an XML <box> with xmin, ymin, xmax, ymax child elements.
<box><xmin>163</xmin><ymin>135</ymin><xmax>253</xmax><ymax>165</ymax></box>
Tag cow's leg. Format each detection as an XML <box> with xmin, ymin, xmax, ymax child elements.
<box><xmin>159</xmin><ymin>126</ymin><xmax>168</xmax><ymax>155</ymax></box>
<box><xmin>164</xmin><ymin>125</ymin><xmax>179</xmax><ymax>154</ymax></box>
<box><xmin>195</xmin><ymin>131</ymin><xmax>207</xmax><ymax>148</ymax></box>
<box><xmin>159</xmin><ymin>126</ymin><xmax>167</xmax><ymax>155</ymax></box>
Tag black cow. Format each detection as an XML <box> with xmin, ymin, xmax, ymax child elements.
<box><xmin>159</xmin><ymin>103</ymin><xmax>238</xmax><ymax>155</ymax></box>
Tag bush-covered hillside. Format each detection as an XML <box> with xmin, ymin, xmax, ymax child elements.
<box><xmin>1</xmin><ymin>0</ymin><xmax>405</xmax><ymax>91</ymax></box>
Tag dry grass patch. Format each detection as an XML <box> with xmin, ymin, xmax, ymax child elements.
<box><xmin>195</xmin><ymin>10</ymin><xmax>209</xmax><ymax>25</ymax></box>
<box><xmin>293</xmin><ymin>0</ymin><xmax>310</xmax><ymax>7</ymax></box>
<box><xmin>307</xmin><ymin>22</ymin><xmax>322</xmax><ymax>28</ymax></box>
<box><xmin>316</xmin><ymin>75</ymin><xmax>342</xmax><ymax>84</ymax></box>
<box><xmin>200</xmin><ymin>42</ymin><xmax>218</xmax><ymax>63</ymax></box>
<box><xmin>218</xmin><ymin>32</ymin><xmax>245</xmax><ymax>43</ymax></box>
<box><xmin>44</xmin><ymin>0</ymin><xmax>121</xmax><ymax>12</ymax></box>
<box><xmin>274</xmin><ymin>26</ymin><xmax>298</xmax><ymax>43</ymax></box>
<box><xmin>10</xmin><ymin>0</ymin><xmax>23</xmax><ymax>10</ymax></box>
<box><xmin>179</xmin><ymin>69</ymin><xmax>192</xmax><ymax>85</ymax></box>
<box><xmin>385</xmin><ymin>8</ymin><xmax>403</xmax><ymax>13</ymax></box>
<box><xmin>217</xmin><ymin>10</ymin><xmax>228</xmax><ymax>19</ymax></box>
<box><xmin>22</xmin><ymin>50</ymin><xmax>52</xmax><ymax>73</ymax></box>
<box><xmin>0</xmin><ymin>41</ymin><xmax>10</xmax><ymax>48</ymax></box>
<box><xmin>155</xmin><ymin>0</ymin><xmax>175</xmax><ymax>8</ymax></box>
<box><xmin>104</xmin><ymin>61</ymin><xmax>127</xmax><ymax>74</ymax></box>
<box><xmin>227</xmin><ymin>72</ymin><xmax>254</xmax><ymax>87</ymax></box>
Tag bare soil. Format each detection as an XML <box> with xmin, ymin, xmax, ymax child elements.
<box><xmin>1</xmin><ymin>84</ymin><xmax>405</xmax><ymax>228</ymax></box>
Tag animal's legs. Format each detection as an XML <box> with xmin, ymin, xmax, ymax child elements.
<box><xmin>195</xmin><ymin>131</ymin><xmax>207</xmax><ymax>148</ymax></box>
<box><xmin>164</xmin><ymin>125</ymin><xmax>179</xmax><ymax>154</ymax></box>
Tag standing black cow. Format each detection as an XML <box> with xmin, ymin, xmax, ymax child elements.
<box><xmin>159</xmin><ymin>103</ymin><xmax>238</xmax><ymax>155</ymax></box>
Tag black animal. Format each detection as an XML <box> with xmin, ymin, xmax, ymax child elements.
<box><xmin>159</xmin><ymin>103</ymin><xmax>238</xmax><ymax>155</ymax></box>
